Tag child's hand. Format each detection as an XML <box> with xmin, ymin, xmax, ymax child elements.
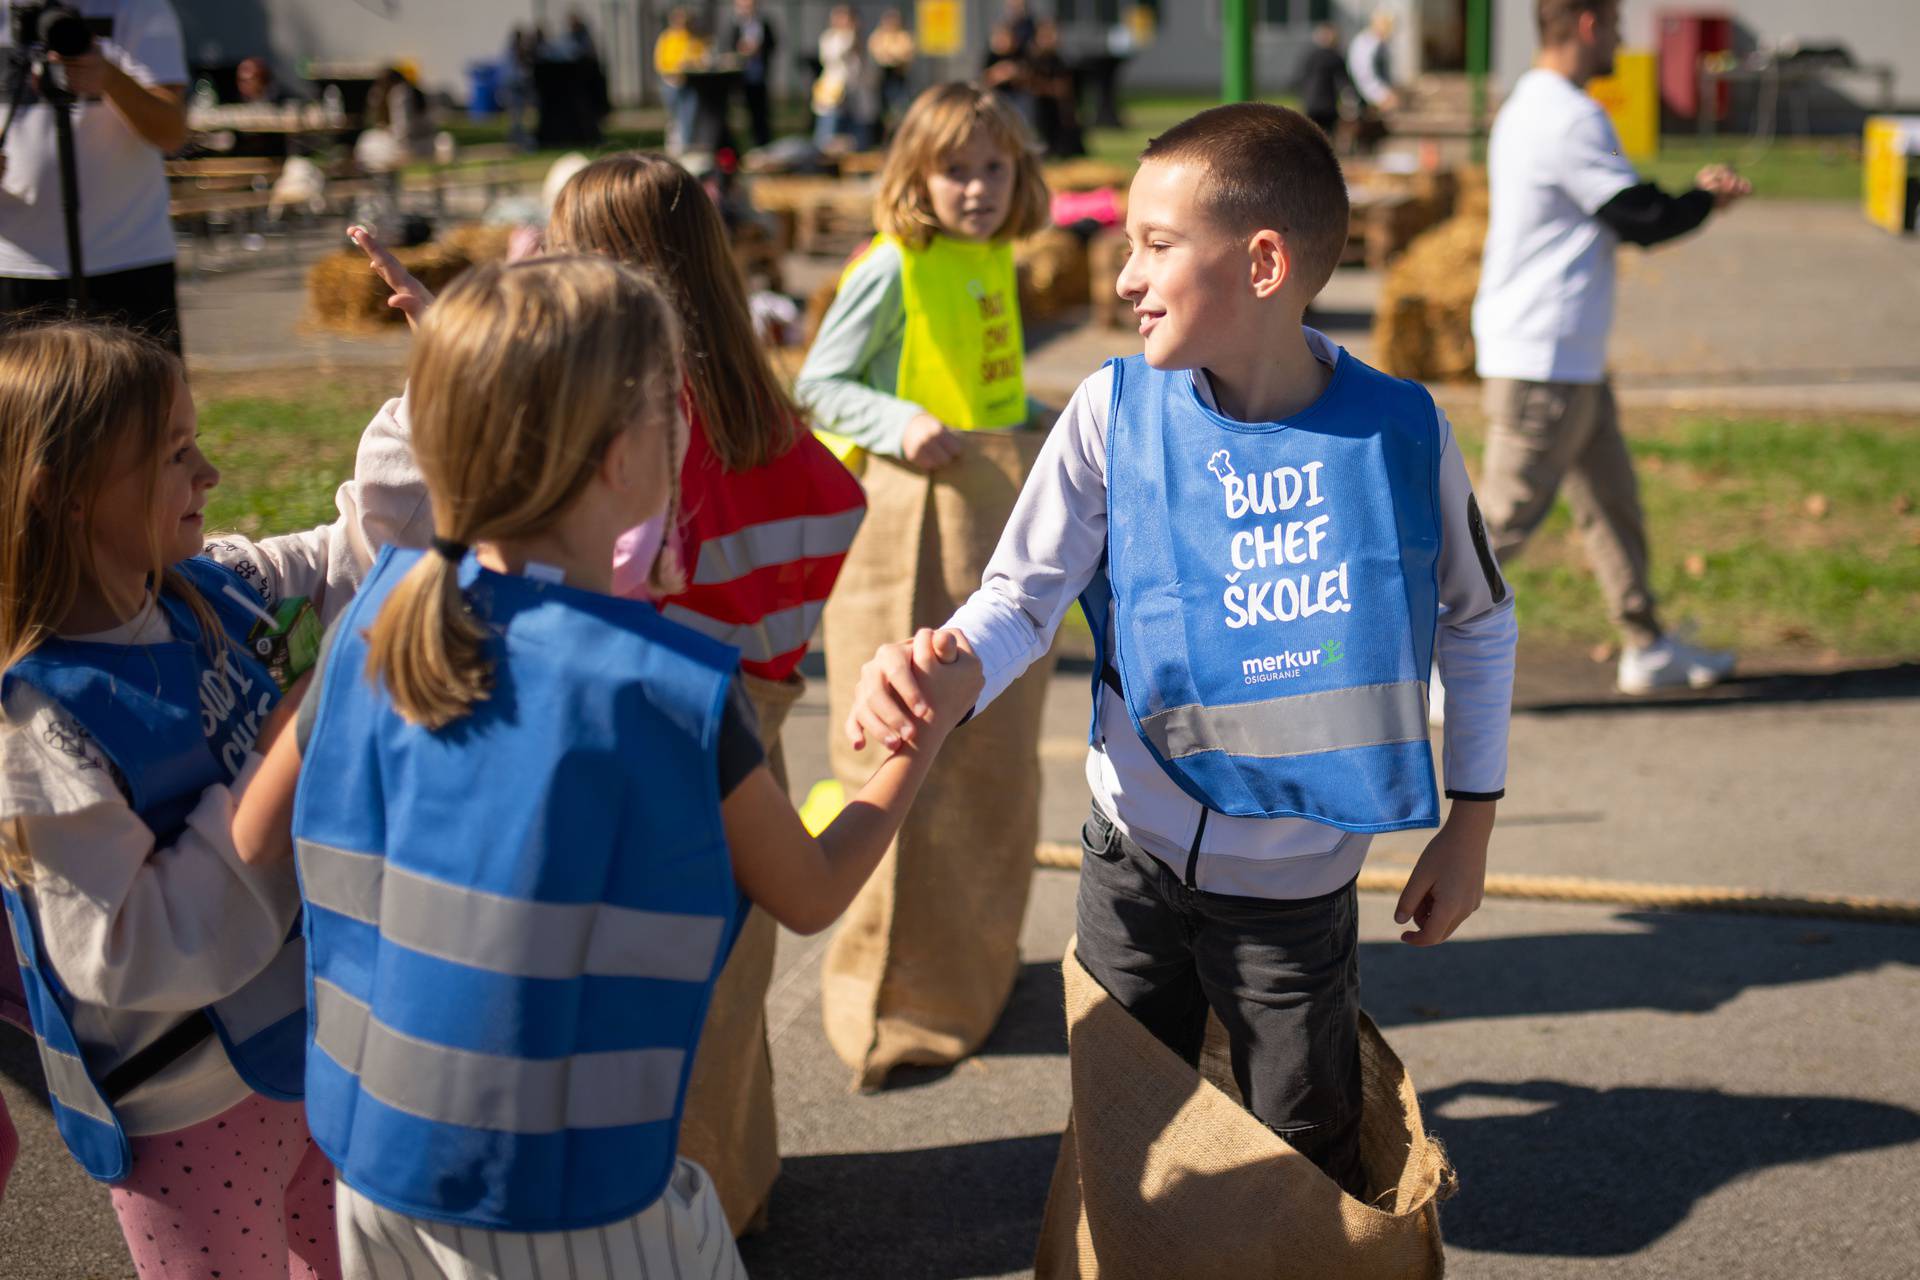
<box><xmin>901</xmin><ymin>413</ymin><xmax>965</xmax><ymax>471</ymax></box>
<box><xmin>844</xmin><ymin>627</ymin><xmax>981</xmax><ymax>752</ymax></box>
<box><xmin>911</xmin><ymin>626</ymin><xmax>983</xmax><ymax>734</ymax></box>
<box><xmin>348</xmin><ymin>226</ymin><xmax>434</xmax><ymax>328</ymax></box>
<box><xmin>1395</xmin><ymin>799</ymin><xmax>1493</xmax><ymax>946</ymax></box>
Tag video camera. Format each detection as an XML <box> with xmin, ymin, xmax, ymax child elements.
<box><xmin>8</xmin><ymin>4</ymin><xmax>110</xmax><ymax>60</ymax></box>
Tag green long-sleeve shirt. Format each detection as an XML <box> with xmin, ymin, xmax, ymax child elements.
<box><xmin>793</xmin><ymin>239</ymin><xmax>1048</xmax><ymax>457</ymax></box>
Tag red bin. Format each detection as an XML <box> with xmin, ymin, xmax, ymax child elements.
<box><xmin>1658</xmin><ymin>10</ymin><xmax>1733</xmax><ymax>120</ymax></box>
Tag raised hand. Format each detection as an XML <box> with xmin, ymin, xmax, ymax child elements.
<box><xmin>347</xmin><ymin>225</ymin><xmax>434</xmax><ymax>328</ymax></box>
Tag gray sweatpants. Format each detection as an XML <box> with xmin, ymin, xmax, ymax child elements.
<box><xmin>1477</xmin><ymin>377</ymin><xmax>1662</xmax><ymax>648</ymax></box>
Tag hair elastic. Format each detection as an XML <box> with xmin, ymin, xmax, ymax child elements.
<box><xmin>429</xmin><ymin>536</ymin><xmax>470</xmax><ymax>563</ymax></box>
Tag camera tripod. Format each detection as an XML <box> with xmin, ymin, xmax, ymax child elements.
<box><xmin>1</xmin><ymin>41</ymin><xmax>91</xmax><ymax>311</ymax></box>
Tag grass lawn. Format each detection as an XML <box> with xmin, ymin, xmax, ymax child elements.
<box><xmin>1638</xmin><ymin>136</ymin><xmax>1862</xmax><ymax>202</ymax></box>
<box><xmin>1448</xmin><ymin>408</ymin><xmax>1920</xmax><ymax>660</ymax></box>
<box><xmin>194</xmin><ymin>369</ymin><xmax>1920</xmax><ymax>665</ymax></box>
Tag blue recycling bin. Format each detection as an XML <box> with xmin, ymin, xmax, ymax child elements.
<box><xmin>467</xmin><ymin>60</ymin><xmax>503</xmax><ymax>117</ymax></box>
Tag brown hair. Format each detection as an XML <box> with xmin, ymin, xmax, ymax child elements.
<box><xmin>548</xmin><ymin>151</ymin><xmax>801</xmax><ymax>473</ymax></box>
<box><xmin>1141</xmin><ymin>102</ymin><xmax>1350</xmax><ymax>299</ymax></box>
<box><xmin>1537</xmin><ymin>0</ymin><xmax>1614</xmax><ymax>44</ymax></box>
<box><xmin>0</xmin><ymin>322</ymin><xmax>224</xmax><ymax>884</ymax></box>
<box><xmin>874</xmin><ymin>82</ymin><xmax>1051</xmax><ymax>249</ymax></box>
<box><xmin>364</xmin><ymin>257</ymin><xmax>683</xmax><ymax>729</ymax></box>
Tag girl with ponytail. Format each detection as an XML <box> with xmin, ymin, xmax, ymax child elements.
<box><xmin>277</xmin><ymin>256</ymin><xmax>979</xmax><ymax>1275</ymax></box>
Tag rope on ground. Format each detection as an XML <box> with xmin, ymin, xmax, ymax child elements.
<box><xmin>1032</xmin><ymin>841</ymin><xmax>1920</xmax><ymax>925</ymax></box>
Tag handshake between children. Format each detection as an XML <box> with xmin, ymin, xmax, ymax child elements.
<box><xmin>845</xmin><ymin>627</ymin><xmax>983</xmax><ymax>754</ymax></box>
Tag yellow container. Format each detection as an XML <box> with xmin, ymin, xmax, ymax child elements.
<box><xmin>1863</xmin><ymin>116</ymin><xmax>1920</xmax><ymax>235</ymax></box>
<box><xmin>916</xmin><ymin>0</ymin><xmax>963</xmax><ymax>58</ymax></box>
<box><xmin>1588</xmin><ymin>49</ymin><xmax>1658</xmax><ymax>162</ymax></box>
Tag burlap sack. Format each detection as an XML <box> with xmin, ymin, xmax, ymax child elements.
<box><xmin>820</xmin><ymin>433</ymin><xmax>1056</xmax><ymax>1089</ymax></box>
<box><xmin>1036</xmin><ymin>939</ymin><xmax>1452</xmax><ymax>1280</ymax></box>
<box><xmin>677</xmin><ymin>671</ymin><xmax>805</xmax><ymax>1236</ymax></box>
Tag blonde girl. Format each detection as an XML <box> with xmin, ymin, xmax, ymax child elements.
<box><xmin>0</xmin><ymin>321</ymin><xmax>426</xmax><ymax>1279</ymax></box>
<box><xmin>545</xmin><ymin>151</ymin><xmax>866</xmax><ymax>1235</ymax></box>
<box><xmin>794</xmin><ymin>82</ymin><xmax>1056</xmax><ymax>1088</ymax></box>
<box><xmin>271</xmin><ymin>257</ymin><xmax>977</xmax><ymax>1277</ymax></box>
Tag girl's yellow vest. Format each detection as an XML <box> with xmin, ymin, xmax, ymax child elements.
<box><xmin>816</xmin><ymin>233</ymin><xmax>1026</xmax><ymax>468</ymax></box>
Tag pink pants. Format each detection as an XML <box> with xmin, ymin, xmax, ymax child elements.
<box><xmin>111</xmin><ymin>1091</ymin><xmax>342</xmax><ymax>1280</ymax></box>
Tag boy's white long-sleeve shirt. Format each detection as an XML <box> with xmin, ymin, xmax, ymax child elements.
<box><xmin>0</xmin><ymin>397</ymin><xmax>427</xmax><ymax>1135</ymax></box>
<box><xmin>946</xmin><ymin>333</ymin><xmax>1517</xmax><ymax>899</ymax></box>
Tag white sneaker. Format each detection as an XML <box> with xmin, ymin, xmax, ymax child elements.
<box><xmin>1427</xmin><ymin>668</ymin><xmax>1445</xmax><ymax>726</ymax></box>
<box><xmin>1616</xmin><ymin>634</ymin><xmax>1736</xmax><ymax>694</ymax></box>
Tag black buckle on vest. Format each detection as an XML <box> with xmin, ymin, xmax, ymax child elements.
<box><xmin>101</xmin><ymin>1011</ymin><xmax>217</xmax><ymax>1103</ymax></box>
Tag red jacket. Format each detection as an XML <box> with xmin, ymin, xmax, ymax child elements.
<box><xmin>653</xmin><ymin>406</ymin><xmax>866</xmax><ymax>681</ymax></box>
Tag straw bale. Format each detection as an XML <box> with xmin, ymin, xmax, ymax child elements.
<box><xmin>1043</xmin><ymin>158</ymin><xmax>1135</xmax><ymax>192</ymax></box>
<box><xmin>1370</xmin><ymin>208</ymin><xmax>1488</xmax><ymax>382</ymax></box>
<box><xmin>306</xmin><ymin>224</ymin><xmax>512</xmax><ymax>331</ymax></box>
<box><xmin>438</xmin><ymin>222</ymin><xmax>515</xmax><ymax>264</ymax></box>
<box><xmin>1017</xmin><ymin>228</ymin><xmax>1091</xmax><ymax>322</ymax></box>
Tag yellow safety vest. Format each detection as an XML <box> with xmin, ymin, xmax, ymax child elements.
<box><xmin>817</xmin><ymin>233</ymin><xmax>1026</xmax><ymax>468</ymax></box>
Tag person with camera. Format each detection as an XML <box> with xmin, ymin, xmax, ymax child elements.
<box><xmin>0</xmin><ymin>0</ymin><xmax>188</xmax><ymax>351</ymax></box>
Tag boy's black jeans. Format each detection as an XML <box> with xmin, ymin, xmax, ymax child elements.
<box><xmin>1073</xmin><ymin>805</ymin><xmax>1367</xmax><ymax>1198</ymax></box>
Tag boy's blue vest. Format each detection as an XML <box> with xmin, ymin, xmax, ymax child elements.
<box><xmin>1081</xmin><ymin>352</ymin><xmax>1443</xmax><ymax>833</ymax></box>
<box><xmin>1</xmin><ymin>557</ymin><xmax>309</xmax><ymax>1182</ymax></box>
<box><xmin>293</xmin><ymin>547</ymin><xmax>743</xmax><ymax>1233</ymax></box>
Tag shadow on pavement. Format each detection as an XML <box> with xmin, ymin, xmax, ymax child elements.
<box><xmin>1519</xmin><ymin>662</ymin><xmax>1920</xmax><ymax>716</ymax></box>
<box><xmin>1361</xmin><ymin>911</ymin><xmax>1920</xmax><ymax>1027</ymax></box>
<box><xmin>1431</xmin><ymin>1079</ymin><xmax>1920</xmax><ymax>1256</ymax></box>
<box><xmin>876</xmin><ymin>961</ymin><xmax>1069</xmax><ymax>1092</ymax></box>
<box><xmin>738</xmin><ymin>1133</ymin><xmax>1059</xmax><ymax>1279</ymax></box>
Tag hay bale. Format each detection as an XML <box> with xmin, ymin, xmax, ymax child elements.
<box><xmin>1016</xmin><ymin>228</ymin><xmax>1090</xmax><ymax>323</ymax></box>
<box><xmin>1043</xmin><ymin>158</ymin><xmax>1135</xmax><ymax>193</ymax></box>
<box><xmin>438</xmin><ymin>223</ymin><xmax>514</xmax><ymax>264</ymax></box>
<box><xmin>307</xmin><ymin>227</ymin><xmax>508</xmax><ymax>331</ymax></box>
<box><xmin>1087</xmin><ymin>226</ymin><xmax>1132</xmax><ymax>329</ymax></box>
<box><xmin>1370</xmin><ymin>207</ymin><xmax>1488</xmax><ymax>381</ymax></box>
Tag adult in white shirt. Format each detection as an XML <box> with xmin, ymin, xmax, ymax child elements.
<box><xmin>1347</xmin><ymin>9</ymin><xmax>1398</xmax><ymax>113</ymax></box>
<box><xmin>0</xmin><ymin>0</ymin><xmax>187</xmax><ymax>350</ymax></box>
<box><xmin>1470</xmin><ymin>0</ymin><xmax>1749</xmax><ymax>693</ymax></box>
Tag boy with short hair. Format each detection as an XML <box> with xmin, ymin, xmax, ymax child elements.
<box><xmin>847</xmin><ymin>102</ymin><xmax>1515</xmax><ymax>1192</ymax></box>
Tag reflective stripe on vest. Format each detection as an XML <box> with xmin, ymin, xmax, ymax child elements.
<box><xmin>815</xmin><ymin>234</ymin><xmax>1027</xmax><ymax>468</ymax></box>
<box><xmin>688</xmin><ymin>507</ymin><xmax>868</xmax><ymax>587</ymax></box>
<box><xmin>0</xmin><ymin>556</ymin><xmax>306</xmax><ymax>1181</ymax></box>
<box><xmin>1086</xmin><ymin>351</ymin><xmax>1443</xmax><ymax>833</ymax></box>
<box><xmin>298</xmin><ymin>838</ymin><xmax>729</xmax><ymax>984</ymax></box>
<box><xmin>295</xmin><ymin>546</ymin><xmax>740</xmax><ymax>1232</ymax></box>
<box><xmin>311</xmin><ymin>979</ymin><xmax>685</xmax><ymax>1134</ymax></box>
<box><xmin>660</xmin><ymin>598</ymin><xmax>824</xmax><ymax>666</ymax></box>
<box><xmin>1142</xmin><ymin>681</ymin><xmax>1432</xmax><ymax>763</ymax></box>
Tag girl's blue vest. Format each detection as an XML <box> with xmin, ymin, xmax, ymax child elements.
<box><xmin>1081</xmin><ymin>352</ymin><xmax>1443</xmax><ymax>833</ymax></box>
<box><xmin>1</xmin><ymin>557</ymin><xmax>308</xmax><ymax>1182</ymax></box>
<box><xmin>293</xmin><ymin>547</ymin><xmax>743</xmax><ymax>1233</ymax></box>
